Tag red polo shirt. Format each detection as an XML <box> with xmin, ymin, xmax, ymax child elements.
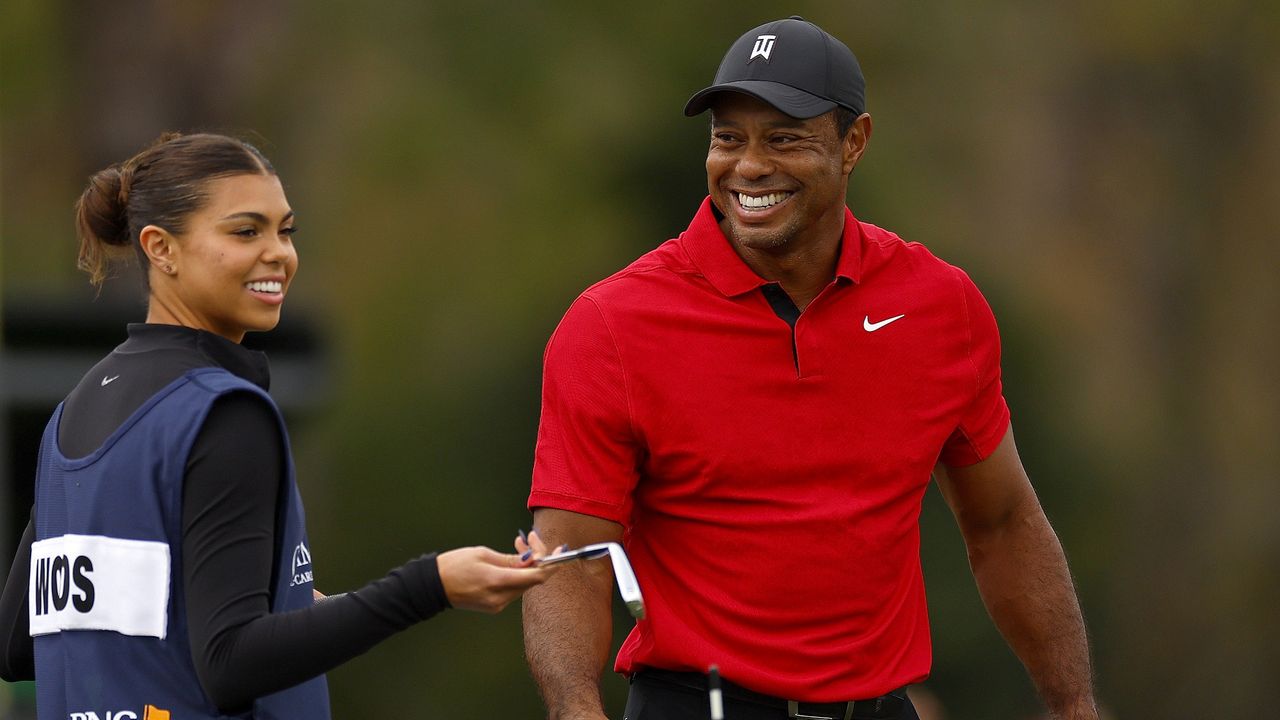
<box><xmin>529</xmin><ymin>198</ymin><xmax>1009</xmax><ymax>701</ymax></box>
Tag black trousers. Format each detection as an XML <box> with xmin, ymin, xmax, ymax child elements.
<box><xmin>623</xmin><ymin>671</ymin><xmax>920</xmax><ymax>720</ymax></box>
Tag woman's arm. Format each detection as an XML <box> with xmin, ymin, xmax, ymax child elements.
<box><xmin>0</xmin><ymin>513</ymin><xmax>35</xmax><ymax>681</ymax></box>
<box><xmin>183</xmin><ymin>393</ymin><xmax>449</xmax><ymax>712</ymax></box>
<box><xmin>183</xmin><ymin>393</ymin><xmax>549</xmax><ymax>713</ymax></box>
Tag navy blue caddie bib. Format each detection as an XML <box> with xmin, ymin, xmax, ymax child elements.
<box><xmin>30</xmin><ymin>368</ymin><xmax>330</xmax><ymax>720</ymax></box>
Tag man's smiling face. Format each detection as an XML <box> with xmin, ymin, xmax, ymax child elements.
<box><xmin>706</xmin><ymin>93</ymin><xmax>856</xmax><ymax>254</ymax></box>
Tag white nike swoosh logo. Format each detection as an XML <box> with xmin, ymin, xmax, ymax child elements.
<box><xmin>101</xmin><ymin>375</ymin><xmax>120</xmax><ymax>386</ymax></box>
<box><xmin>863</xmin><ymin>314</ymin><xmax>906</xmax><ymax>332</ymax></box>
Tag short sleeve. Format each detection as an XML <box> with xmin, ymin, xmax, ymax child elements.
<box><xmin>528</xmin><ymin>295</ymin><xmax>641</xmax><ymax>524</ymax></box>
<box><xmin>939</xmin><ymin>271</ymin><xmax>1011</xmax><ymax>467</ymax></box>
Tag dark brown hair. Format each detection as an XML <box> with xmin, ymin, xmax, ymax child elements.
<box><xmin>74</xmin><ymin>132</ymin><xmax>276</xmax><ymax>287</ymax></box>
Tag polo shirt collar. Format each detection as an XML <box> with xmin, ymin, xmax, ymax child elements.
<box><xmin>680</xmin><ymin>197</ymin><xmax>864</xmax><ymax>297</ymax></box>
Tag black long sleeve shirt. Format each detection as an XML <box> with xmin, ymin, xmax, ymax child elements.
<box><xmin>0</xmin><ymin>324</ymin><xmax>449</xmax><ymax>712</ymax></box>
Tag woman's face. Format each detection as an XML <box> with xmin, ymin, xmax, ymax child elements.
<box><xmin>158</xmin><ymin>172</ymin><xmax>298</xmax><ymax>343</ymax></box>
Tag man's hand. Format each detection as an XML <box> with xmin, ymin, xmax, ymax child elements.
<box><xmin>436</xmin><ymin>531</ymin><xmax>557</xmax><ymax>614</ymax></box>
<box><xmin>1051</xmin><ymin>699</ymin><xmax>1102</xmax><ymax>720</ymax></box>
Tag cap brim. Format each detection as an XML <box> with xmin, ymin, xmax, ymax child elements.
<box><xmin>683</xmin><ymin>80</ymin><xmax>838</xmax><ymax>119</ymax></box>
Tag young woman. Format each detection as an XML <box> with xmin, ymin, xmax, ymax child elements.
<box><xmin>0</xmin><ymin>132</ymin><xmax>554</xmax><ymax>719</ymax></box>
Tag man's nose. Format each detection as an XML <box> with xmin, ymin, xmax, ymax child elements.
<box><xmin>735</xmin><ymin>140</ymin><xmax>774</xmax><ymax>180</ymax></box>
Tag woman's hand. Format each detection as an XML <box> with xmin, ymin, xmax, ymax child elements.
<box><xmin>436</xmin><ymin>530</ymin><xmax>560</xmax><ymax>613</ymax></box>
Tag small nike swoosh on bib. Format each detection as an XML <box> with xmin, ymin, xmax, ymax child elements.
<box><xmin>863</xmin><ymin>314</ymin><xmax>905</xmax><ymax>332</ymax></box>
<box><xmin>101</xmin><ymin>375</ymin><xmax>120</xmax><ymax>386</ymax></box>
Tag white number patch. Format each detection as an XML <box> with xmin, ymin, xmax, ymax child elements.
<box><xmin>29</xmin><ymin>534</ymin><xmax>170</xmax><ymax>639</ymax></box>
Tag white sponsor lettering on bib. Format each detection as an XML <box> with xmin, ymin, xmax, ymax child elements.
<box><xmin>29</xmin><ymin>534</ymin><xmax>170</xmax><ymax>639</ymax></box>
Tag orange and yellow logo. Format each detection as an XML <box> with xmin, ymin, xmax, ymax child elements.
<box><xmin>143</xmin><ymin>705</ymin><xmax>170</xmax><ymax>720</ymax></box>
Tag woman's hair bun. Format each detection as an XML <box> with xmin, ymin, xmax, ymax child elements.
<box><xmin>76</xmin><ymin>164</ymin><xmax>132</xmax><ymax>248</ymax></box>
<box><xmin>75</xmin><ymin>163</ymin><xmax>136</xmax><ymax>286</ymax></box>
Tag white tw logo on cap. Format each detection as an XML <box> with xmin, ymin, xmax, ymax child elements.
<box><xmin>749</xmin><ymin>34</ymin><xmax>776</xmax><ymax>62</ymax></box>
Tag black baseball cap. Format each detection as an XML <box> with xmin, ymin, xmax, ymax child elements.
<box><xmin>683</xmin><ymin>16</ymin><xmax>866</xmax><ymax>119</ymax></box>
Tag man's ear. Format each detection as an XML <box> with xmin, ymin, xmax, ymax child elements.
<box><xmin>843</xmin><ymin>113</ymin><xmax>873</xmax><ymax>175</ymax></box>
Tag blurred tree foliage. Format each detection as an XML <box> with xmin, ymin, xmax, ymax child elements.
<box><xmin>3</xmin><ymin>1</ymin><xmax>1278</xmax><ymax>717</ymax></box>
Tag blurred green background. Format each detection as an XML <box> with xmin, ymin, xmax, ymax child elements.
<box><xmin>2</xmin><ymin>1</ymin><xmax>1278</xmax><ymax>717</ymax></box>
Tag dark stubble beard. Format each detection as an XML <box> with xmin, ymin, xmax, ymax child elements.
<box><xmin>722</xmin><ymin>208</ymin><xmax>808</xmax><ymax>253</ymax></box>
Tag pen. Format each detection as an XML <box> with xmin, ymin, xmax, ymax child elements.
<box><xmin>708</xmin><ymin>664</ymin><xmax>723</xmax><ymax>720</ymax></box>
<box><xmin>518</xmin><ymin>529</ymin><xmax>532</xmax><ymax>562</ymax></box>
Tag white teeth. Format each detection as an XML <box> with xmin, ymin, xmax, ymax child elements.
<box><xmin>737</xmin><ymin>191</ymin><xmax>789</xmax><ymax>209</ymax></box>
<box><xmin>246</xmin><ymin>280</ymin><xmax>283</xmax><ymax>293</ymax></box>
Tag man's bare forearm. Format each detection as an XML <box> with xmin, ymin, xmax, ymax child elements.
<box><xmin>968</xmin><ymin>499</ymin><xmax>1098</xmax><ymax>719</ymax></box>
<box><xmin>523</xmin><ymin>508</ymin><xmax>625</xmax><ymax>719</ymax></box>
<box><xmin>938</xmin><ymin>432</ymin><xmax>1099</xmax><ymax>719</ymax></box>
<box><xmin>523</xmin><ymin>562</ymin><xmax>615</xmax><ymax>720</ymax></box>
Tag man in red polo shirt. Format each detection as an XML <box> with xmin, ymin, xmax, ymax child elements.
<box><xmin>524</xmin><ymin>16</ymin><xmax>1098</xmax><ymax>720</ymax></box>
